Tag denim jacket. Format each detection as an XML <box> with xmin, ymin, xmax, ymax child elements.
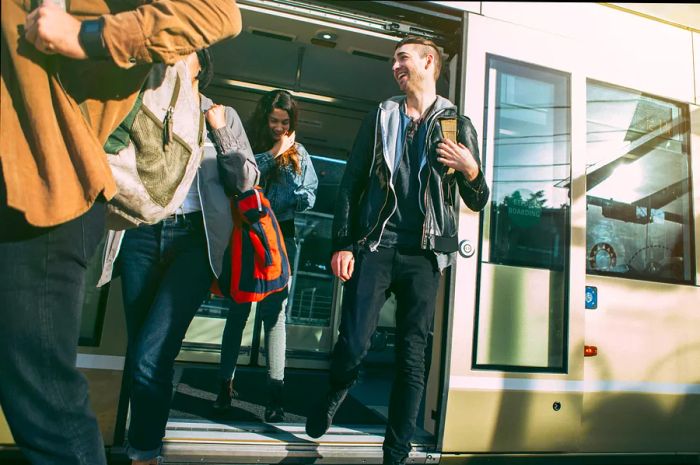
<box><xmin>255</xmin><ymin>143</ymin><xmax>318</xmax><ymax>222</ymax></box>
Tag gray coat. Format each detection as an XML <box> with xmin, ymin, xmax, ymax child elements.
<box><xmin>98</xmin><ymin>95</ymin><xmax>259</xmax><ymax>286</ymax></box>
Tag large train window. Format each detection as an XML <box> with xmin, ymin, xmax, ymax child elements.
<box><xmin>586</xmin><ymin>82</ymin><xmax>693</xmax><ymax>284</ymax></box>
<box><xmin>474</xmin><ymin>56</ymin><xmax>570</xmax><ymax>372</ymax></box>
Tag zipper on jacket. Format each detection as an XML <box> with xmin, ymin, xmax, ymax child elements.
<box><xmin>419</xmin><ymin>109</ymin><xmax>449</xmax><ymax>248</ymax></box>
<box><xmin>359</xmin><ymin>109</ymin><xmax>395</xmax><ymax>251</ymax></box>
<box><xmin>421</xmin><ymin>184</ymin><xmax>431</xmax><ymax>249</ymax></box>
<box><xmin>359</xmin><ymin>182</ymin><xmax>393</xmax><ymax>251</ymax></box>
<box><xmin>371</xmin><ymin>179</ymin><xmax>399</xmax><ymax>252</ymax></box>
<box><xmin>417</xmin><ymin>109</ymin><xmax>448</xmax><ymax>215</ymax></box>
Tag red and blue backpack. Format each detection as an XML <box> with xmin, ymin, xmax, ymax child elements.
<box><xmin>214</xmin><ymin>186</ymin><xmax>291</xmax><ymax>303</ymax></box>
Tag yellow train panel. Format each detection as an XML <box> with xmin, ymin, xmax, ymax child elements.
<box><xmin>443</xmin><ymin>390</ymin><xmax>582</xmax><ymax>453</ymax></box>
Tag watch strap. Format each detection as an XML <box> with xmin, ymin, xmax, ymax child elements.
<box><xmin>78</xmin><ymin>18</ymin><xmax>109</xmax><ymax>59</ymax></box>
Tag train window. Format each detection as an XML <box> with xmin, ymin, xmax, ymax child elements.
<box><xmin>485</xmin><ymin>57</ymin><xmax>571</xmax><ymax>271</ymax></box>
<box><xmin>586</xmin><ymin>82</ymin><xmax>693</xmax><ymax>284</ymax></box>
<box><xmin>474</xmin><ymin>56</ymin><xmax>570</xmax><ymax>372</ymax></box>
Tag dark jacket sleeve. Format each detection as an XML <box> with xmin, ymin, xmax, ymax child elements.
<box><xmin>331</xmin><ymin>109</ymin><xmax>378</xmax><ymax>252</ymax></box>
<box><xmin>211</xmin><ymin>107</ymin><xmax>259</xmax><ymax>196</ymax></box>
<box><xmin>455</xmin><ymin>116</ymin><xmax>490</xmax><ymax>212</ymax></box>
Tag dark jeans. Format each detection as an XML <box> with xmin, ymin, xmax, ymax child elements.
<box><xmin>118</xmin><ymin>212</ymin><xmax>213</xmax><ymax>461</ymax></box>
<box><xmin>0</xmin><ymin>199</ymin><xmax>107</xmax><ymax>465</ymax></box>
<box><xmin>329</xmin><ymin>247</ymin><xmax>440</xmax><ymax>464</ymax></box>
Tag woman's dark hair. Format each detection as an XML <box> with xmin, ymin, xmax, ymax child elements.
<box><xmin>249</xmin><ymin>90</ymin><xmax>301</xmax><ymax>175</ymax></box>
<box><xmin>196</xmin><ymin>48</ymin><xmax>214</xmax><ymax>91</ymax></box>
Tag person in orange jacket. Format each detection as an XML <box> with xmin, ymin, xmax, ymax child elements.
<box><xmin>0</xmin><ymin>2</ymin><xmax>242</xmax><ymax>464</ymax></box>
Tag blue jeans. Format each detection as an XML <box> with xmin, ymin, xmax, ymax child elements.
<box><xmin>329</xmin><ymin>247</ymin><xmax>440</xmax><ymax>465</ymax></box>
<box><xmin>0</xmin><ymin>199</ymin><xmax>107</xmax><ymax>465</ymax></box>
<box><xmin>118</xmin><ymin>212</ymin><xmax>213</xmax><ymax>461</ymax></box>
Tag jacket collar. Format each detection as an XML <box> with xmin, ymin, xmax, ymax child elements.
<box><xmin>379</xmin><ymin>94</ymin><xmax>456</xmax><ymax>116</ymax></box>
<box><xmin>378</xmin><ymin>95</ymin><xmax>457</xmax><ymax>177</ymax></box>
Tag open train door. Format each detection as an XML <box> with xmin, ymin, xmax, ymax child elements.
<box><xmin>439</xmin><ymin>11</ymin><xmax>588</xmax><ymax>456</ymax></box>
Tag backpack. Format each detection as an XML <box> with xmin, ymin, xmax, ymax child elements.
<box><xmin>103</xmin><ymin>60</ymin><xmax>204</xmax><ymax>230</ymax></box>
<box><xmin>214</xmin><ymin>187</ymin><xmax>291</xmax><ymax>304</ymax></box>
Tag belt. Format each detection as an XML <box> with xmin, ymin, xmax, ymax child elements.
<box><xmin>164</xmin><ymin>210</ymin><xmax>203</xmax><ymax>222</ymax></box>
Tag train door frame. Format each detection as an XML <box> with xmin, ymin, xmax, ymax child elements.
<box><xmin>438</xmin><ymin>11</ymin><xmax>588</xmax><ymax>454</ymax></box>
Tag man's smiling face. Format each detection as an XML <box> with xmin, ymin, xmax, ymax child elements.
<box><xmin>392</xmin><ymin>44</ymin><xmax>431</xmax><ymax>93</ymax></box>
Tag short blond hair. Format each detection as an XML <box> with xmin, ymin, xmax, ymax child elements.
<box><xmin>395</xmin><ymin>37</ymin><xmax>442</xmax><ymax>81</ymax></box>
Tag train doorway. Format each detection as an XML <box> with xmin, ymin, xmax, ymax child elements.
<box><xmin>139</xmin><ymin>1</ymin><xmax>464</xmax><ymax>462</ymax></box>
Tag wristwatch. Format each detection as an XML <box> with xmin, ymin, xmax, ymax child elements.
<box><xmin>78</xmin><ymin>18</ymin><xmax>109</xmax><ymax>59</ymax></box>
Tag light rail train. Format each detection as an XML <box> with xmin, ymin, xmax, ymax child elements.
<box><xmin>1</xmin><ymin>1</ymin><xmax>699</xmax><ymax>463</ymax></box>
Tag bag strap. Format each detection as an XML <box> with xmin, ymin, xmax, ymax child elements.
<box><xmin>197</xmin><ymin>109</ymin><xmax>205</xmax><ymax>146</ymax></box>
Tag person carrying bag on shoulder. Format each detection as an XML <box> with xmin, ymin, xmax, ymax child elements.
<box><xmin>213</xmin><ymin>89</ymin><xmax>318</xmax><ymax>424</ymax></box>
<box><xmin>98</xmin><ymin>49</ymin><xmax>259</xmax><ymax>465</ymax></box>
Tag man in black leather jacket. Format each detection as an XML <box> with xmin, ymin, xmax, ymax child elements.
<box><xmin>305</xmin><ymin>37</ymin><xmax>489</xmax><ymax>465</ymax></box>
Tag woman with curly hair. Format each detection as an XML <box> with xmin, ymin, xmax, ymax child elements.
<box><xmin>214</xmin><ymin>89</ymin><xmax>318</xmax><ymax>422</ymax></box>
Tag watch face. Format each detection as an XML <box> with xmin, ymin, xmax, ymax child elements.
<box><xmin>588</xmin><ymin>242</ymin><xmax>617</xmax><ymax>271</ymax></box>
<box><xmin>82</xmin><ymin>20</ymin><xmax>101</xmax><ymax>34</ymax></box>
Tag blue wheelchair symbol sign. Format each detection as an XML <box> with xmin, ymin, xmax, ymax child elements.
<box><xmin>585</xmin><ymin>286</ymin><xmax>597</xmax><ymax>309</ymax></box>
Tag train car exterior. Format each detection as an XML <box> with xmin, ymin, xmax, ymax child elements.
<box><xmin>1</xmin><ymin>2</ymin><xmax>698</xmax><ymax>464</ymax></box>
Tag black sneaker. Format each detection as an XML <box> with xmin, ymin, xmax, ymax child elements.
<box><xmin>264</xmin><ymin>379</ymin><xmax>285</xmax><ymax>423</ymax></box>
<box><xmin>212</xmin><ymin>379</ymin><xmax>237</xmax><ymax>411</ymax></box>
<box><xmin>305</xmin><ymin>386</ymin><xmax>349</xmax><ymax>438</ymax></box>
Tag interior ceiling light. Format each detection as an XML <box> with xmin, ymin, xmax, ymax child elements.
<box><xmin>316</xmin><ymin>31</ymin><xmax>337</xmax><ymax>41</ymax></box>
<box><xmin>212</xmin><ymin>78</ymin><xmax>338</xmax><ymax>104</ymax></box>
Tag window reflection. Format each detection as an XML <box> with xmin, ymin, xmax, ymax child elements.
<box><xmin>586</xmin><ymin>82</ymin><xmax>693</xmax><ymax>283</ymax></box>
<box><xmin>487</xmin><ymin>58</ymin><xmax>571</xmax><ymax>270</ymax></box>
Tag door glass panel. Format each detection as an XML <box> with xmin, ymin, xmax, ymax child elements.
<box><xmin>288</xmin><ymin>211</ymin><xmax>334</xmax><ymax>328</ymax></box>
<box><xmin>586</xmin><ymin>82</ymin><xmax>694</xmax><ymax>284</ymax></box>
<box><xmin>486</xmin><ymin>58</ymin><xmax>571</xmax><ymax>270</ymax></box>
<box><xmin>474</xmin><ymin>57</ymin><xmax>570</xmax><ymax>371</ymax></box>
<box><xmin>287</xmin><ymin>155</ymin><xmax>344</xmax><ymax>329</ymax></box>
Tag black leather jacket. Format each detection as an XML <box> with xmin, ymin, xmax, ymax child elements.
<box><xmin>332</xmin><ymin>96</ymin><xmax>489</xmax><ymax>263</ymax></box>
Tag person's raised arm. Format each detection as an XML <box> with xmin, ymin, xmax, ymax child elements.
<box><xmin>448</xmin><ymin>116</ymin><xmax>489</xmax><ymax>212</ymax></box>
<box><xmin>24</xmin><ymin>0</ymin><xmax>241</xmax><ymax>67</ymax></box>
<box><xmin>208</xmin><ymin>104</ymin><xmax>260</xmax><ymax>195</ymax></box>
